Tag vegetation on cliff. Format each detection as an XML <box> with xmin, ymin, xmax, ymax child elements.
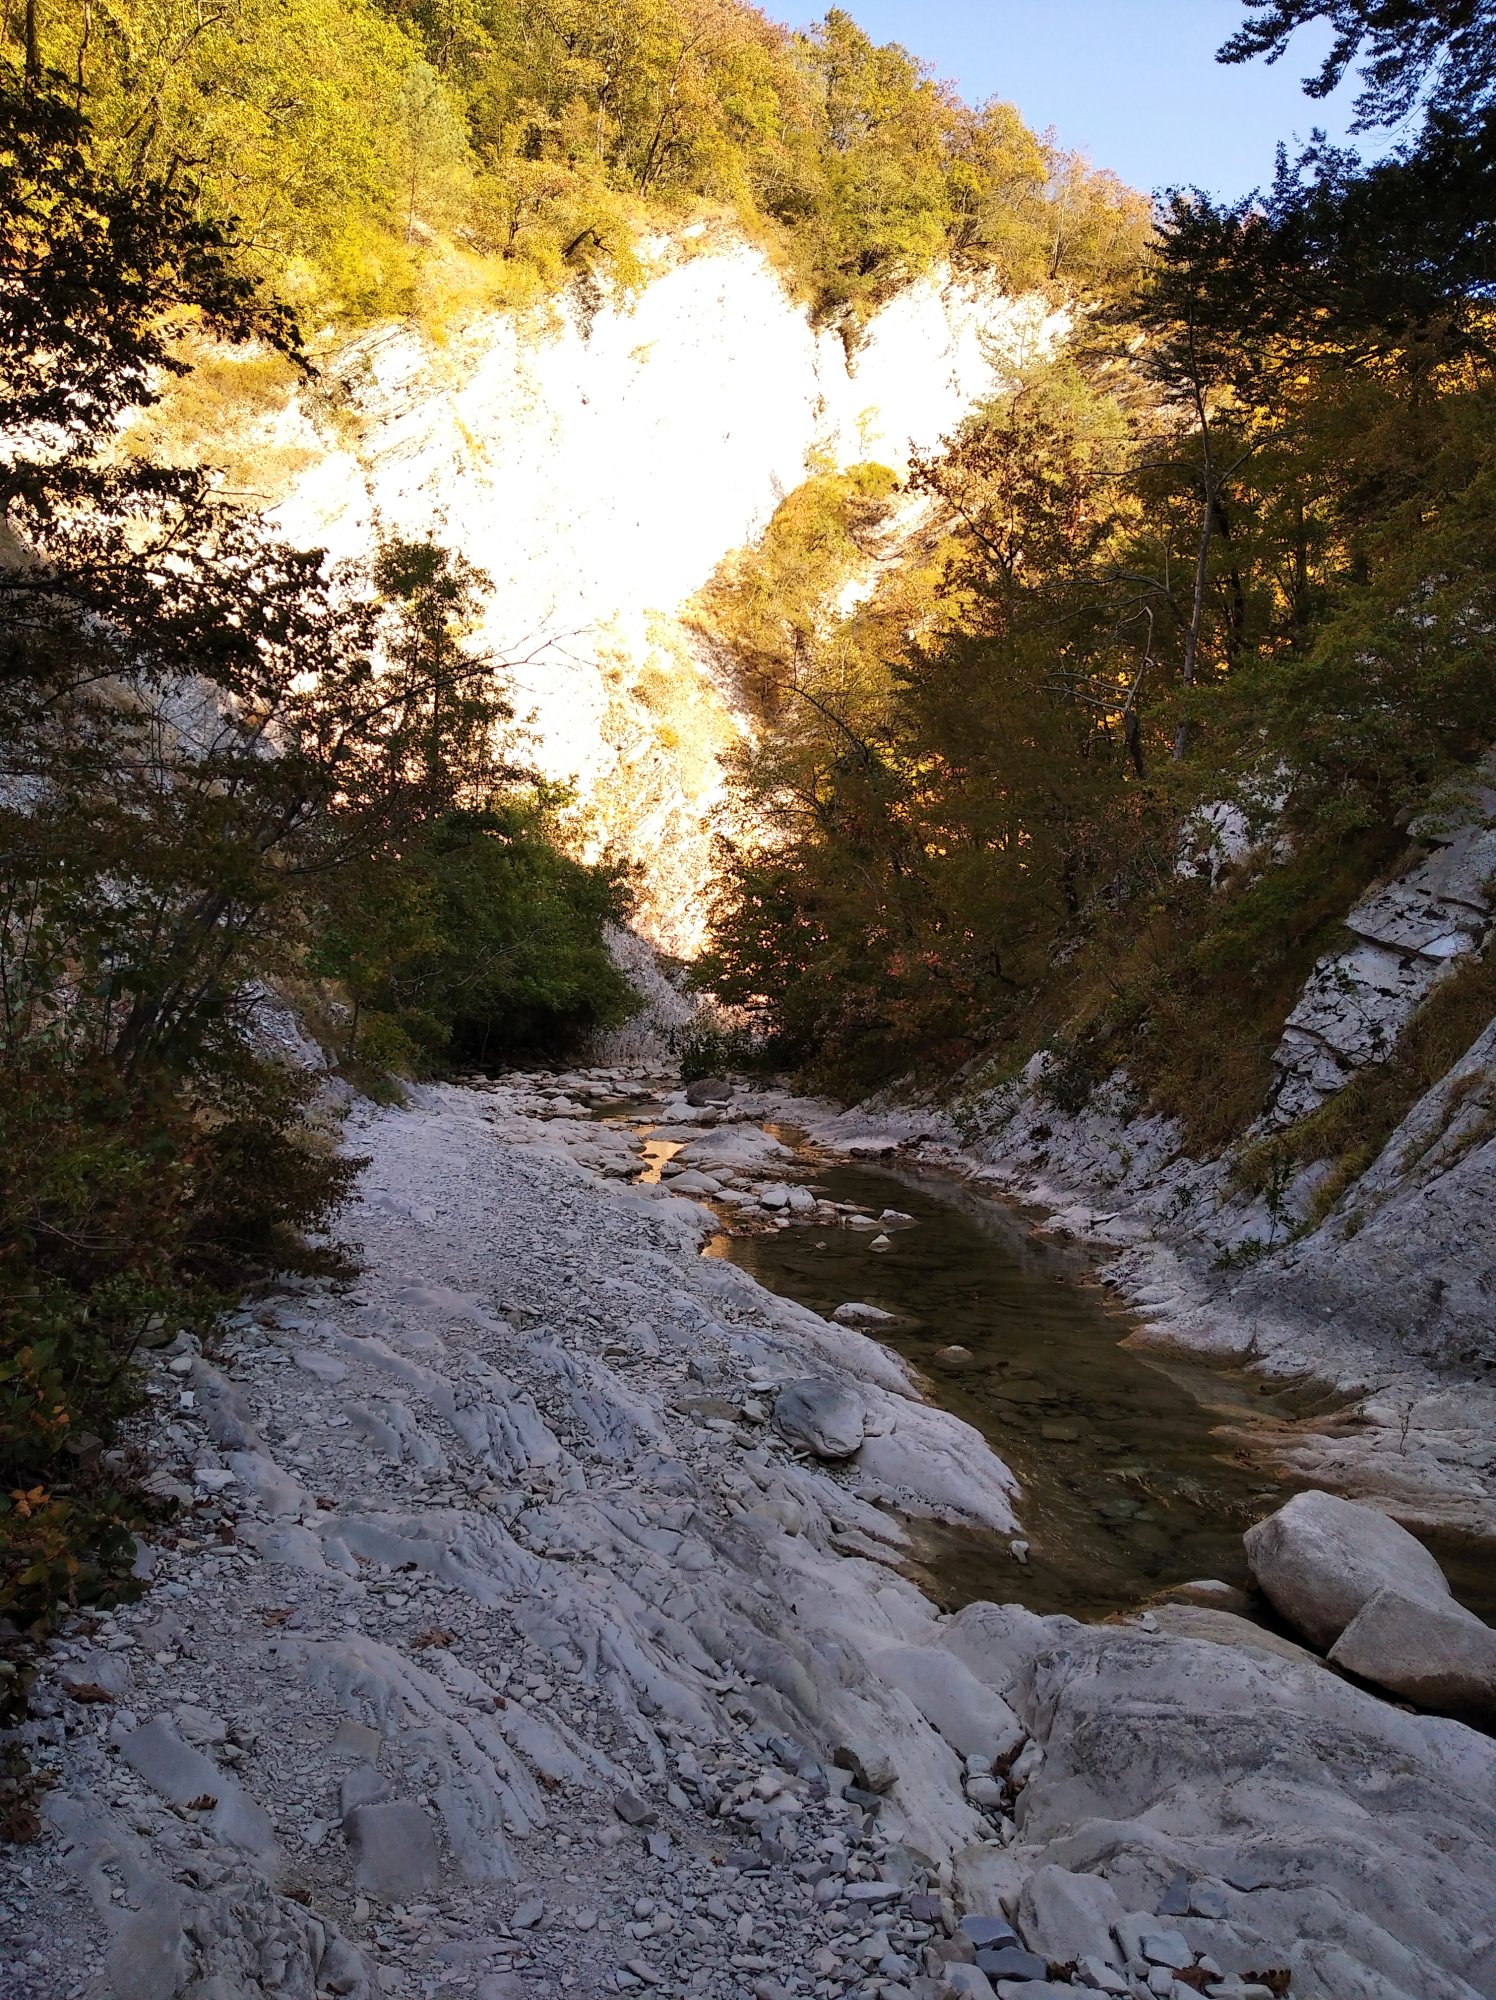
<box><xmin>698</xmin><ymin>1</ymin><xmax>1496</xmax><ymax>1132</ymax></box>
<box><xmin>4</xmin><ymin>0</ymin><xmax>1144</xmax><ymax>321</ymax></box>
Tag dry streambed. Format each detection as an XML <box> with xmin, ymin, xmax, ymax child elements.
<box><xmin>8</xmin><ymin>1069</ymin><xmax>1496</xmax><ymax>2000</ymax></box>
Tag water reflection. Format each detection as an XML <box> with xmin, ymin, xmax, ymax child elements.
<box><xmin>710</xmin><ymin>1150</ymin><xmax>1300</xmax><ymax>1620</ymax></box>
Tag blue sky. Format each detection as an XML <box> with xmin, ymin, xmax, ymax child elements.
<box><xmin>833</xmin><ymin>1</ymin><xmax>1382</xmax><ymax>198</ymax></box>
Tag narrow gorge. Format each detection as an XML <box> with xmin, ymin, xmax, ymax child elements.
<box><xmin>175</xmin><ymin>240</ymin><xmax>1057</xmax><ymax>951</ymax></box>
<box><xmin>3</xmin><ymin>7</ymin><xmax>1496</xmax><ymax>2000</ymax></box>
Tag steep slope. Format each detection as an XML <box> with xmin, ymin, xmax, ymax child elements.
<box><xmin>183</xmin><ymin>237</ymin><xmax>1060</xmax><ymax>951</ymax></box>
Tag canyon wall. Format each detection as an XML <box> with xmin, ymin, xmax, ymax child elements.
<box><xmin>201</xmin><ymin>236</ymin><xmax>1060</xmax><ymax>952</ymax></box>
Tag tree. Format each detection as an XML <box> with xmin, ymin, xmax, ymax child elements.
<box><xmin>0</xmin><ymin>68</ymin><xmax>634</xmax><ymax>1626</ymax></box>
<box><xmin>1220</xmin><ymin>0</ymin><xmax>1496</xmax><ymax>128</ymax></box>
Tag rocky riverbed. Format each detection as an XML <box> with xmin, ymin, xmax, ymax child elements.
<box><xmin>10</xmin><ymin>1072</ymin><xmax>1496</xmax><ymax>2000</ymax></box>
<box><xmin>735</xmin><ymin>1084</ymin><xmax>1496</xmax><ymax>1550</ymax></box>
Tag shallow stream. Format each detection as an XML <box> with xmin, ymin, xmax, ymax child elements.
<box><xmin>601</xmin><ymin>1100</ymin><xmax>1496</xmax><ymax>1627</ymax></box>
<box><xmin>707</xmin><ymin>1147</ymin><xmax>1301</xmax><ymax>1620</ymax></box>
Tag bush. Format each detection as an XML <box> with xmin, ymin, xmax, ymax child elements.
<box><xmin>675</xmin><ymin>1021</ymin><xmax>767</xmax><ymax>1082</ymax></box>
<box><xmin>0</xmin><ymin>1048</ymin><xmax>356</xmax><ymax>1628</ymax></box>
<box><xmin>315</xmin><ymin>799</ymin><xmax>640</xmax><ymax>1074</ymax></box>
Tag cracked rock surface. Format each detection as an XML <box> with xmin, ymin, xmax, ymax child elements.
<box><xmin>9</xmin><ymin>1072</ymin><xmax>1496</xmax><ymax>2000</ymax></box>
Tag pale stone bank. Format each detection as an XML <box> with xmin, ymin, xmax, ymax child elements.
<box><xmin>13</xmin><ymin>1077</ymin><xmax>1496</xmax><ymax>2000</ymax></box>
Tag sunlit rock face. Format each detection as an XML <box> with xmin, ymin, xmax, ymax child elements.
<box><xmin>249</xmin><ymin>239</ymin><xmax>1059</xmax><ymax>952</ymax></box>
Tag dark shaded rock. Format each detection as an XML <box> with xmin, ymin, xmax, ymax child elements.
<box><xmin>685</xmin><ymin>1076</ymin><xmax>733</xmax><ymax>1106</ymax></box>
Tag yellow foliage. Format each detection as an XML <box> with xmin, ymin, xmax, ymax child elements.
<box><xmin>5</xmin><ymin>0</ymin><xmax>1148</xmax><ymax>325</ymax></box>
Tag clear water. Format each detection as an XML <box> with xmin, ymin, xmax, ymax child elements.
<box><xmin>697</xmin><ymin>1142</ymin><xmax>1496</xmax><ymax>1627</ymax></box>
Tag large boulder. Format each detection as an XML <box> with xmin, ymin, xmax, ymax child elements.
<box><xmin>1016</xmin><ymin>1864</ymin><xmax>1125</xmax><ymax>1967</ymax></box>
<box><xmin>1242</xmin><ymin>1490</ymin><xmax>1450</xmax><ymax>1650</ymax></box>
<box><xmin>1329</xmin><ymin>1585</ymin><xmax>1496</xmax><ymax>1723</ymax></box>
<box><xmin>684</xmin><ymin>1075</ymin><xmax>732</xmax><ymax>1106</ymax></box>
<box><xmin>1006</xmin><ymin>1617</ymin><xmax>1496</xmax><ymax>1999</ymax></box>
<box><xmin>675</xmin><ymin>1126</ymin><xmax>794</xmax><ymax>1173</ymax></box>
<box><xmin>773</xmin><ymin>1377</ymin><xmax>866</xmax><ymax>1459</ymax></box>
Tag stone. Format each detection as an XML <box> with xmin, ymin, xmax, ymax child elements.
<box><xmin>192</xmin><ymin>1466</ymin><xmax>238</xmax><ymax>1493</ymax></box>
<box><xmin>339</xmin><ymin>1763</ymin><xmax>390</xmax><ymax>1818</ymax></box>
<box><xmin>997</xmin><ymin>1988</ymin><xmax>1089</xmax><ymax>2000</ymax></box>
<box><xmin>833</xmin><ymin>1301</ymin><xmax>904</xmax><ymax>1326</ymax></box>
<box><xmin>1156</xmin><ymin>1875</ymin><xmax>1191</xmax><ymax>1918</ymax></box>
<box><xmin>872</xmin><ymin>1644</ymin><xmax>1025</xmax><ymax>1761</ymax></box>
<box><xmin>1329</xmin><ymin>1583</ymin><xmax>1496</xmax><ymax>1720</ymax></box>
<box><xmin>60</xmin><ymin>1650</ymin><xmax>130</xmax><ymax>1699</ymax></box>
<box><xmin>293</xmin><ymin>1348</ymin><xmax>350</xmax><ymax>1383</ymax></box>
<box><xmin>476</xmin><ymin>1979</ymin><xmax>527</xmax><ymax>2000</ymax></box>
<box><xmin>684</xmin><ymin>1076</ymin><xmax>732</xmax><ymax>1105</ymax></box>
<box><xmin>953</xmin><ymin>1845</ymin><xmax>1026</xmax><ymax>1921</ymax></box>
<box><xmin>1139</xmin><ymin>1931</ymin><xmax>1193</xmax><ymax>1970</ymax></box>
<box><xmin>345</xmin><ymin>1800</ymin><xmax>440</xmax><ymax>1900</ymax></box>
<box><xmin>319</xmin><ymin>1936</ymin><xmax>370</xmax><ymax>1994</ymax></box>
<box><xmin>1187</xmin><ymin>1884</ymin><xmax>1231</xmax><ymax>1922</ymax></box>
<box><xmin>101</xmin><ymin>1889</ymin><xmax>187</xmax><ymax>2000</ymax></box>
<box><xmin>974</xmin><ymin>1947</ymin><xmax>1048</xmax><ymax>1982</ymax></box>
<box><xmin>1017</xmin><ymin>1866</ymin><xmax>1124</xmax><ymax>1967</ymax></box>
<box><xmin>119</xmin><ymin>1718</ymin><xmax>277</xmax><ymax>1864</ymax></box>
<box><xmin>172</xmin><ymin>1704</ymin><xmax>227</xmax><ymax>1746</ymax></box>
<box><xmin>1075</xmin><ymin>1956</ymin><xmax>1130</xmax><ymax>1994</ymax></box>
<box><xmin>1242</xmin><ymin>1490</ymin><xmax>1451</xmax><ymax>1649</ymax></box>
<box><xmin>614</xmin><ymin>1788</ymin><xmax>659</xmax><ymax>1826</ymax></box>
<box><xmin>330</xmin><ymin>1718</ymin><xmax>383</xmax><ymax>1760</ymax></box>
<box><xmin>774</xmin><ymin>1378</ymin><xmax>866</xmax><ymax>1459</ymax></box>
<box><xmin>512</xmin><ymin>1896</ymin><xmax>545</xmax><ymax>1928</ymax></box>
<box><xmin>833</xmin><ymin>1741</ymin><xmax>897</xmax><ymax>1794</ymax></box>
<box><xmin>941</xmin><ymin>1971</ymin><xmax>997</xmax><ymax>2000</ymax></box>
<box><xmin>943</xmin><ymin>1601</ymin><xmax>1077</xmax><ymax>1701</ymax></box>
<box><xmin>960</xmin><ymin>1917</ymin><xmax>1019</xmax><ymax>1949</ymax></box>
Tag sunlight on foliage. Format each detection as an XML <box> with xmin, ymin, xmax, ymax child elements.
<box><xmin>8</xmin><ymin>0</ymin><xmax>1148</xmax><ymax>322</ymax></box>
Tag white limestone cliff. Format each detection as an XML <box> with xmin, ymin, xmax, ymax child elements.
<box><xmin>202</xmin><ymin>235</ymin><xmax>1060</xmax><ymax>952</ymax></box>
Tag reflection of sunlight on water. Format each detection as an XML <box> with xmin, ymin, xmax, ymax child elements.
<box><xmin>636</xmin><ymin>1138</ymin><xmax>684</xmax><ymax>1186</ymax></box>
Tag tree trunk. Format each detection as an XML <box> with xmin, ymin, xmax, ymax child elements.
<box><xmin>1173</xmin><ymin>484</ymin><xmax>1213</xmax><ymax>762</ymax></box>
